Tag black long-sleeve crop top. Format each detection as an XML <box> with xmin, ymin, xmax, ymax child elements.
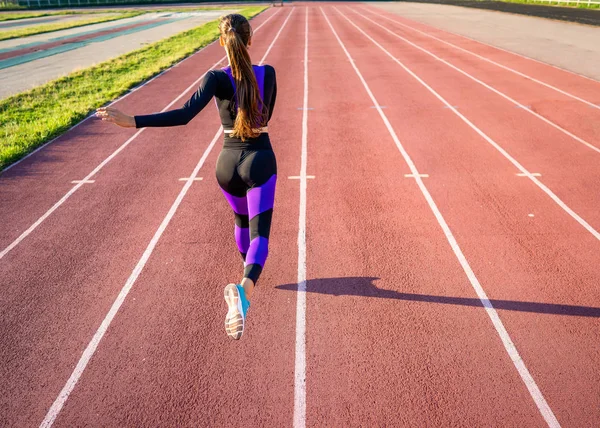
<box><xmin>134</xmin><ymin>65</ymin><xmax>277</xmax><ymax>138</ymax></box>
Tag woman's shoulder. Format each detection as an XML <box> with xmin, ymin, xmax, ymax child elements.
<box><xmin>208</xmin><ymin>68</ymin><xmax>228</xmax><ymax>77</ymax></box>
<box><xmin>261</xmin><ymin>64</ymin><xmax>276</xmax><ymax>82</ymax></box>
<box><xmin>259</xmin><ymin>64</ymin><xmax>276</xmax><ymax>74</ymax></box>
<box><xmin>207</xmin><ymin>69</ymin><xmax>232</xmax><ymax>86</ymax></box>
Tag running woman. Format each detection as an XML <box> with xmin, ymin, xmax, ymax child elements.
<box><xmin>96</xmin><ymin>14</ymin><xmax>277</xmax><ymax>340</ymax></box>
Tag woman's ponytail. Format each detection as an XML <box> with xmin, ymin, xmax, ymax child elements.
<box><xmin>219</xmin><ymin>15</ymin><xmax>266</xmax><ymax>141</ymax></box>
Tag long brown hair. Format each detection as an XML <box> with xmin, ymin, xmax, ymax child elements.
<box><xmin>219</xmin><ymin>14</ymin><xmax>266</xmax><ymax>141</ymax></box>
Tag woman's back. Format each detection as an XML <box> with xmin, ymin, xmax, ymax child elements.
<box><xmin>216</xmin><ymin>65</ymin><xmax>277</xmax><ymax>130</ymax></box>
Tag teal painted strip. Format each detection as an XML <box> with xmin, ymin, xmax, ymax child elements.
<box><xmin>0</xmin><ymin>42</ymin><xmax>80</xmax><ymax>67</ymax></box>
<box><xmin>0</xmin><ymin>17</ymin><xmax>187</xmax><ymax>71</ymax></box>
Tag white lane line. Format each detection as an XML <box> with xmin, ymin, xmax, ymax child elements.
<box><xmin>351</xmin><ymin>9</ymin><xmax>600</xmax><ymax>156</ymax></box>
<box><xmin>361</xmin><ymin>6</ymin><xmax>600</xmax><ymax>111</ymax></box>
<box><xmin>405</xmin><ymin>173</ymin><xmax>429</xmax><ymax>178</ymax></box>
<box><xmin>260</xmin><ymin>7</ymin><xmax>294</xmax><ymax>62</ymax></box>
<box><xmin>0</xmin><ymin>8</ymin><xmax>282</xmax><ymax>175</ymax></box>
<box><xmin>294</xmin><ymin>7</ymin><xmax>309</xmax><ymax>428</ymax></box>
<box><xmin>517</xmin><ymin>173</ymin><xmax>541</xmax><ymax>177</ymax></box>
<box><xmin>289</xmin><ymin>175</ymin><xmax>314</xmax><ymax>179</ymax></box>
<box><xmin>260</xmin><ymin>7</ymin><xmax>295</xmax><ymax>65</ymax></box>
<box><xmin>0</xmin><ymin>10</ymin><xmax>282</xmax><ymax>262</ymax></box>
<box><xmin>178</xmin><ymin>177</ymin><xmax>203</xmax><ymax>181</ymax></box>
<box><xmin>336</xmin><ymin>7</ymin><xmax>600</xmax><ymax>243</ymax></box>
<box><xmin>322</xmin><ymin>7</ymin><xmax>560</xmax><ymax>428</ymax></box>
<box><xmin>70</xmin><ymin>180</ymin><xmax>95</xmax><ymax>184</ymax></box>
<box><xmin>39</xmin><ymin>127</ymin><xmax>223</xmax><ymax>428</ymax></box>
<box><xmin>359</xmin><ymin>5</ymin><xmax>600</xmax><ymax>86</ymax></box>
<box><xmin>39</xmin><ymin>9</ymin><xmax>295</xmax><ymax>426</ymax></box>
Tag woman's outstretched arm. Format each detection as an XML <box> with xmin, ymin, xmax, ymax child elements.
<box><xmin>96</xmin><ymin>71</ymin><xmax>218</xmax><ymax>128</ymax></box>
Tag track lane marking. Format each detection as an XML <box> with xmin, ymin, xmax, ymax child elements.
<box><xmin>178</xmin><ymin>177</ymin><xmax>203</xmax><ymax>181</ymax></box>
<box><xmin>293</xmin><ymin>7</ymin><xmax>309</xmax><ymax>428</ymax></box>
<box><xmin>322</xmin><ymin>7</ymin><xmax>560</xmax><ymax>427</ymax></box>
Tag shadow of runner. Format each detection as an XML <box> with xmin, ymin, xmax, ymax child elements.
<box><xmin>276</xmin><ymin>276</ymin><xmax>600</xmax><ymax>318</ymax></box>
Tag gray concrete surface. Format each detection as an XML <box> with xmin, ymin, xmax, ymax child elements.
<box><xmin>371</xmin><ymin>2</ymin><xmax>600</xmax><ymax>80</ymax></box>
<box><xmin>0</xmin><ymin>10</ymin><xmax>234</xmax><ymax>99</ymax></box>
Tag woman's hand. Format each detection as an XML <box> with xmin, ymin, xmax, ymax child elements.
<box><xmin>95</xmin><ymin>107</ymin><xmax>136</xmax><ymax>128</ymax></box>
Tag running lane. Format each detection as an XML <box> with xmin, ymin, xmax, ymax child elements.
<box><xmin>37</xmin><ymin>6</ymin><xmax>303</xmax><ymax>427</ymax></box>
<box><xmin>0</xmin><ymin>9</ymin><xmax>288</xmax><ymax>427</ymax></box>
<box><xmin>339</xmin><ymin>7</ymin><xmax>600</xmax><ymax>235</ymax></box>
<box><xmin>293</xmin><ymin>7</ymin><xmax>545</xmax><ymax>426</ymax></box>
<box><xmin>327</xmin><ymin>6</ymin><xmax>600</xmax><ymax>426</ymax></box>
<box><xmin>0</xmin><ymin>8</ymin><xmax>282</xmax><ymax>253</ymax></box>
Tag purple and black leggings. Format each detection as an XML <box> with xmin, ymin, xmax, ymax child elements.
<box><xmin>216</xmin><ymin>141</ymin><xmax>277</xmax><ymax>284</ymax></box>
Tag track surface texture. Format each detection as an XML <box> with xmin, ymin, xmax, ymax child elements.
<box><xmin>1</xmin><ymin>3</ymin><xmax>599</xmax><ymax>427</ymax></box>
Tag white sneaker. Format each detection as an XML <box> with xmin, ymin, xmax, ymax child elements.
<box><xmin>224</xmin><ymin>283</ymin><xmax>250</xmax><ymax>340</ymax></box>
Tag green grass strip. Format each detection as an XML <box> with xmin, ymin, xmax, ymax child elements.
<box><xmin>0</xmin><ymin>6</ymin><xmax>267</xmax><ymax>170</ymax></box>
<box><xmin>495</xmin><ymin>0</ymin><xmax>600</xmax><ymax>8</ymax></box>
<box><xmin>0</xmin><ymin>11</ymin><xmax>143</xmax><ymax>41</ymax></box>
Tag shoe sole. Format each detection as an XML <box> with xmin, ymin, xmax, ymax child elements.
<box><xmin>224</xmin><ymin>283</ymin><xmax>245</xmax><ymax>340</ymax></box>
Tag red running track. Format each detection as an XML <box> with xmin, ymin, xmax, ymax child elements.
<box><xmin>0</xmin><ymin>3</ymin><xmax>599</xmax><ymax>427</ymax></box>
